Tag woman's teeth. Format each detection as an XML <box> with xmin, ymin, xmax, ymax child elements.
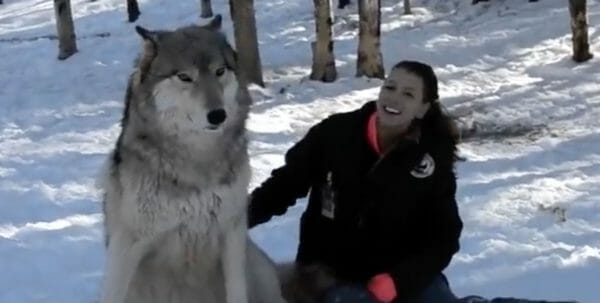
<box><xmin>384</xmin><ymin>106</ymin><xmax>401</xmax><ymax>114</ymax></box>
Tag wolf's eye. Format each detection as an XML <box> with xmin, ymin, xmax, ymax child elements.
<box><xmin>176</xmin><ymin>73</ymin><xmax>193</xmax><ymax>82</ymax></box>
<box><xmin>215</xmin><ymin>67</ymin><xmax>226</xmax><ymax>77</ymax></box>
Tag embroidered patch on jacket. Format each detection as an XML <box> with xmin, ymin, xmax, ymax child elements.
<box><xmin>321</xmin><ymin>172</ymin><xmax>336</xmax><ymax>219</ymax></box>
<box><xmin>411</xmin><ymin>153</ymin><xmax>435</xmax><ymax>178</ymax></box>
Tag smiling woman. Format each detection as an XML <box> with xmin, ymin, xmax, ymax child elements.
<box><xmin>248</xmin><ymin>60</ymin><xmax>464</xmax><ymax>303</ymax></box>
<box><xmin>374</xmin><ymin>61</ymin><xmax>442</xmax><ymax>155</ymax></box>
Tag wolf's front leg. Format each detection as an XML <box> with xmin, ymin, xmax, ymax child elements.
<box><xmin>99</xmin><ymin>230</ymin><xmax>152</xmax><ymax>303</ymax></box>
<box><xmin>222</xmin><ymin>217</ymin><xmax>249</xmax><ymax>303</ymax></box>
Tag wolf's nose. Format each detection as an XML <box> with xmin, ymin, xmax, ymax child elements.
<box><xmin>207</xmin><ymin>109</ymin><xmax>227</xmax><ymax>125</ymax></box>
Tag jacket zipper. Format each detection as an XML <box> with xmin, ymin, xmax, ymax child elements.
<box><xmin>359</xmin><ymin>144</ymin><xmax>398</xmax><ymax>228</ymax></box>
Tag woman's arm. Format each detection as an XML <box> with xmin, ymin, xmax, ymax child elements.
<box><xmin>248</xmin><ymin>121</ymin><xmax>327</xmax><ymax>228</ymax></box>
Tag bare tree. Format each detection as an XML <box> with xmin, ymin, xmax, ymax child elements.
<box><xmin>201</xmin><ymin>0</ymin><xmax>213</xmax><ymax>18</ymax></box>
<box><xmin>569</xmin><ymin>0</ymin><xmax>593</xmax><ymax>62</ymax></box>
<box><xmin>310</xmin><ymin>0</ymin><xmax>337</xmax><ymax>82</ymax></box>
<box><xmin>403</xmin><ymin>0</ymin><xmax>411</xmax><ymax>15</ymax></box>
<box><xmin>229</xmin><ymin>0</ymin><xmax>264</xmax><ymax>86</ymax></box>
<box><xmin>356</xmin><ymin>0</ymin><xmax>384</xmax><ymax>79</ymax></box>
<box><xmin>127</xmin><ymin>0</ymin><xmax>141</xmax><ymax>23</ymax></box>
<box><xmin>53</xmin><ymin>0</ymin><xmax>78</xmax><ymax>60</ymax></box>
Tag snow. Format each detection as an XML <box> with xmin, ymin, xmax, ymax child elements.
<box><xmin>0</xmin><ymin>0</ymin><xmax>599</xmax><ymax>302</ymax></box>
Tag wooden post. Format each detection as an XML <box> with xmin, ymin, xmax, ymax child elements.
<box><xmin>201</xmin><ymin>0</ymin><xmax>214</xmax><ymax>18</ymax></box>
<box><xmin>229</xmin><ymin>0</ymin><xmax>265</xmax><ymax>87</ymax></box>
<box><xmin>310</xmin><ymin>0</ymin><xmax>337</xmax><ymax>82</ymax></box>
<box><xmin>54</xmin><ymin>0</ymin><xmax>78</xmax><ymax>60</ymax></box>
<box><xmin>569</xmin><ymin>0</ymin><xmax>593</xmax><ymax>62</ymax></box>
<box><xmin>403</xmin><ymin>0</ymin><xmax>411</xmax><ymax>15</ymax></box>
<box><xmin>356</xmin><ymin>0</ymin><xmax>384</xmax><ymax>79</ymax></box>
<box><xmin>127</xmin><ymin>0</ymin><xmax>141</xmax><ymax>23</ymax></box>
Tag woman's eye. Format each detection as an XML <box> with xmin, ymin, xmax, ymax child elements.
<box><xmin>176</xmin><ymin>73</ymin><xmax>193</xmax><ymax>82</ymax></box>
<box><xmin>403</xmin><ymin>91</ymin><xmax>414</xmax><ymax>98</ymax></box>
<box><xmin>385</xmin><ymin>85</ymin><xmax>396</xmax><ymax>91</ymax></box>
<box><xmin>215</xmin><ymin>67</ymin><xmax>226</xmax><ymax>77</ymax></box>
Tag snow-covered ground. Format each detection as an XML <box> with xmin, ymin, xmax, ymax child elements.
<box><xmin>0</xmin><ymin>0</ymin><xmax>598</xmax><ymax>302</ymax></box>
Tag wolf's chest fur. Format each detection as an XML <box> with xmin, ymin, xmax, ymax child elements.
<box><xmin>115</xmin><ymin>162</ymin><xmax>250</xmax><ymax>263</ymax></box>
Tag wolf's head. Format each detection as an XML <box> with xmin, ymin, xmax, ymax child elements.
<box><xmin>126</xmin><ymin>15</ymin><xmax>249</xmax><ymax>147</ymax></box>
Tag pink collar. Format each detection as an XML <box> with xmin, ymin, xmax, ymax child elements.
<box><xmin>366</xmin><ymin>111</ymin><xmax>382</xmax><ymax>155</ymax></box>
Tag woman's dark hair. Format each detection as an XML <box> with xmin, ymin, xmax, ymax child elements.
<box><xmin>393</xmin><ymin>60</ymin><xmax>439</xmax><ymax>104</ymax></box>
<box><xmin>393</xmin><ymin>60</ymin><xmax>462</xmax><ymax>159</ymax></box>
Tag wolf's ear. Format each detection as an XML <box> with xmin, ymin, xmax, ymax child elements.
<box><xmin>135</xmin><ymin>26</ymin><xmax>159</xmax><ymax>55</ymax></box>
<box><xmin>205</xmin><ymin>14</ymin><xmax>222</xmax><ymax>31</ymax></box>
<box><xmin>135</xmin><ymin>26</ymin><xmax>160</xmax><ymax>43</ymax></box>
<box><xmin>223</xmin><ymin>39</ymin><xmax>237</xmax><ymax>73</ymax></box>
<box><xmin>134</xmin><ymin>26</ymin><xmax>159</xmax><ymax>83</ymax></box>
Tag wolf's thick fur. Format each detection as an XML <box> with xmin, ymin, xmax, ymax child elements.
<box><xmin>98</xmin><ymin>16</ymin><xmax>286</xmax><ymax>303</ymax></box>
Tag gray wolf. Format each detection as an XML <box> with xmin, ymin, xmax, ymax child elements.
<box><xmin>98</xmin><ymin>15</ymin><xmax>286</xmax><ymax>303</ymax></box>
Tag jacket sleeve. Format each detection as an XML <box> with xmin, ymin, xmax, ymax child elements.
<box><xmin>388</xmin><ymin>168</ymin><xmax>463</xmax><ymax>300</ymax></box>
<box><xmin>248</xmin><ymin>121</ymin><xmax>326</xmax><ymax>228</ymax></box>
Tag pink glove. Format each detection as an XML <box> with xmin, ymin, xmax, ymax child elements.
<box><xmin>367</xmin><ymin>273</ymin><xmax>397</xmax><ymax>303</ymax></box>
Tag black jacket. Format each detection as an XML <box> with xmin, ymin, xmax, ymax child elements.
<box><xmin>249</xmin><ymin>101</ymin><xmax>463</xmax><ymax>301</ymax></box>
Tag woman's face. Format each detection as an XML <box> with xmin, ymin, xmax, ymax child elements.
<box><xmin>376</xmin><ymin>68</ymin><xmax>430</xmax><ymax>129</ymax></box>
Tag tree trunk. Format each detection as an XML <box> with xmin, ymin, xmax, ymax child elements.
<box><xmin>229</xmin><ymin>0</ymin><xmax>264</xmax><ymax>87</ymax></box>
<box><xmin>356</xmin><ymin>0</ymin><xmax>384</xmax><ymax>79</ymax></box>
<box><xmin>201</xmin><ymin>0</ymin><xmax>214</xmax><ymax>18</ymax></box>
<box><xmin>127</xmin><ymin>0</ymin><xmax>141</xmax><ymax>23</ymax></box>
<box><xmin>310</xmin><ymin>0</ymin><xmax>337</xmax><ymax>82</ymax></box>
<box><xmin>569</xmin><ymin>0</ymin><xmax>593</xmax><ymax>62</ymax></box>
<box><xmin>53</xmin><ymin>0</ymin><xmax>78</xmax><ymax>60</ymax></box>
<box><xmin>403</xmin><ymin>0</ymin><xmax>411</xmax><ymax>15</ymax></box>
